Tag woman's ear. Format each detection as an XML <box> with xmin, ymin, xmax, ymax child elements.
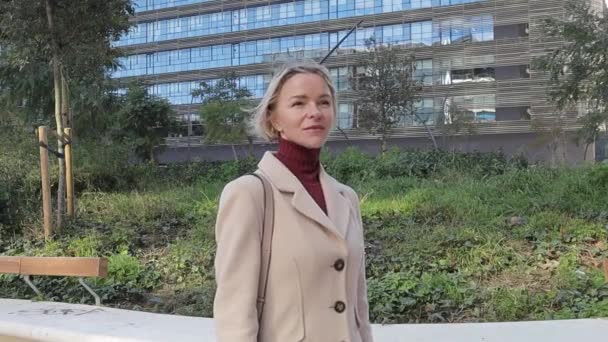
<box><xmin>269</xmin><ymin>111</ymin><xmax>282</xmax><ymax>133</ymax></box>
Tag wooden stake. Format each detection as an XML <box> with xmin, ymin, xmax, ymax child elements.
<box><xmin>38</xmin><ymin>126</ymin><xmax>53</xmax><ymax>240</ymax></box>
<box><xmin>603</xmin><ymin>259</ymin><xmax>608</xmax><ymax>283</ymax></box>
<box><xmin>64</xmin><ymin>128</ymin><xmax>74</xmax><ymax>217</ymax></box>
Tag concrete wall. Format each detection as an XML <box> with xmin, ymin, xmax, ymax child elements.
<box><xmin>156</xmin><ymin>132</ymin><xmax>595</xmax><ymax>165</ymax></box>
<box><xmin>1</xmin><ymin>299</ymin><xmax>607</xmax><ymax>342</ymax></box>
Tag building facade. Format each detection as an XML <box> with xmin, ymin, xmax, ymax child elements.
<box><xmin>113</xmin><ymin>0</ymin><xmax>603</xmax><ymax>162</ymax></box>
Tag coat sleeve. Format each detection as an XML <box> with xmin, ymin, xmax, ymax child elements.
<box><xmin>347</xmin><ymin>188</ymin><xmax>374</xmax><ymax>342</ymax></box>
<box><xmin>214</xmin><ymin>176</ymin><xmax>263</xmax><ymax>342</ymax></box>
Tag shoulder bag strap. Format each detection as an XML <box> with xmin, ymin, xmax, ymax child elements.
<box><xmin>250</xmin><ymin>171</ymin><xmax>274</xmax><ymax>323</ymax></box>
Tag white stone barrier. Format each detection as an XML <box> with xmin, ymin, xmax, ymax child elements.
<box><xmin>0</xmin><ymin>299</ymin><xmax>606</xmax><ymax>341</ymax></box>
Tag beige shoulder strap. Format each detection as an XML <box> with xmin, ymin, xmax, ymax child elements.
<box><xmin>250</xmin><ymin>171</ymin><xmax>274</xmax><ymax>323</ymax></box>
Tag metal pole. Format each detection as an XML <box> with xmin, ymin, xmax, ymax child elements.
<box><xmin>22</xmin><ymin>275</ymin><xmax>43</xmax><ymax>298</ymax></box>
<box><xmin>320</xmin><ymin>19</ymin><xmax>364</xmax><ymax>64</ymax></box>
<box><xmin>79</xmin><ymin>277</ymin><xmax>102</xmax><ymax>306</ymax></box>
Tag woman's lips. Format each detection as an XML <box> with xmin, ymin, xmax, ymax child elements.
<box><xmin>305</xmin><ymin>125</ymin><xmax>325</xmax><ymax>131</ymax></box>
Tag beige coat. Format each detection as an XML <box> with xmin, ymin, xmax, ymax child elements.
<box><xmin>214</xmin><ymin>152</ymin><xmax>374</xmax><ymax>342</ymax></box>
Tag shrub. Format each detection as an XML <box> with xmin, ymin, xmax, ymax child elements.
<box><xmin>106</xmin><ymin>253</ymin><xmax>143</xmax><ymax>285</ymax></box>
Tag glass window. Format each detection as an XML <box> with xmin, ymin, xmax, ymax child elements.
<box><xmin>150</xmin><ymin>1</ymin><xmax>212</xmax><ymax>12</ymax></box>
<box><xmin>413</xmin><ymin>98</ymin><xmax>435</xmax><ymax>125</ymax></box>
<box><xmin>133</xmin><ymin>0</ymin><xmax>148</xmax><ymax>12</ymax></box>
<box><xmin>239</xmin><ymin>75</ymin><xmax>266</xmax><ymax>98</ymax></box>
<box><xmin>411</xmin><ymin>0</ymin><xmax>432</xmax><ymax>9</ymax></box>
<box><xmin>382</xmin><ymin>0</ymin><xmax>403</xmax><ymax>13</ymax></box>
<box><xmin>114</xmin><ymin>17</ymin><xmax>499</xmax><ymax>79</ymax></box>
<box><xmin>383</xmin><ymin>24</ymin><xmax>408</xmax><ymax>45</ymax></box>
<box><xmin>448</xmin><ymin>94</ymin><xmax>496</xmax><ymax>122</ymax></box>
<box><xmin>330</xmin><ymin>67</ymin><xmax>350</xmax><ymax>90</ymax></box>
<box><xmin>354</xmin><ymin>0</ymin><xmax>380</xmax><ymax>16</ymax></box>
<box><xmin>414</xmin><ymin>59</ymin><xmax>433</xmax><ymax>86</ymax></box>
<box><xmin>449</xmin><ymin>18</ymin><xmax>469</xmax><ymax>44</ymax></box>
<box><xmin>284</xmin><ymin>2</ymin><xmax>296</xmax><ymax>21</ymax></box>
<box><xmin>148</xmin><ymin>75</ymin><xmax>264</xmax><ymax>105</ymax></box>
<box><xmin>472</xmin><ymin>15</ymin><xmax>494</xmax><ymax>42</ymax></box>
<box><xmin>474</xmin><ymin>67</ymin><xmax>495</xmax><ymax>82</ymax></box>
<box><xmin>166</xmin><ymin>18</ymin><xmax>181</xmax><ymax>40</ymax></box>
<box><xmin>336</xmin><ymin>103</ymin><xmax>355</xmax><ymax>129</ymax></box>
<box><xmin>122</xmin><ymin>0</ymin><xmax>488</xmax><ymax>46</ymax></box>
<box><xmin>114</xmin><ymin>22</ymin><xmax>148</xmax><ymax>46</ymax></box>
<box><xmin>441</xmin><ymin>67</ymin><xmax>495</xmax><ymax>85</ymax></box>
<box><xmin>337</xmin><ymin>0</ymin><xmax>355</xmax><ymax>18</ymax></box>
<box><xmin>451</xmin><ymin>69</ymin><xmax>473</xmax><ymax>84</ymax></box>
<box><xmin>237</xmin><ymin>8</ymin><xmax>248</xmax><ymax>31</ymax></box>
<box><xmin>294</xmin><ymin>1</ymin><xmax>305</xmax><ymax>23</ymax></box>
<box><xmin>353</xmin><ymin>27</ymin><xmax>377</xmax><ymax>49</ymax></box>
<box><xmin>258</xmin><ymin>6</ymin><xmax>272</xmax><ymax>28</ymax></box>
<box><xmin>411</xmin><ymin>22</ymin><xmax>424</xmax><ymax>46</ymax></box>
<box><xmin>472</xmin><ymin>94</ymin><xmax>496</xmax><ymax>121</ymax></box>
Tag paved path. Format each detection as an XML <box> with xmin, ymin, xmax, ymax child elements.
<box><xmin>0</xmin><ymin>299</ymin><xmax>606</xmax><ymax>341</ymax></box>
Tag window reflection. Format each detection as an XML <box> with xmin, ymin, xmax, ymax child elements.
<box><xmin>118</xmin><ymin>0</ymin><xmax>488</xmax><ymax>47</ymax></box>
<box><xmin>115</xmin><ymin>17</ymin><xmax>498</xmax><ymax>78</ymax></box>
<box><xmin>148</xmin><ymin>75</ymin><xmax>267</xmax><ymax>105</ymax></box>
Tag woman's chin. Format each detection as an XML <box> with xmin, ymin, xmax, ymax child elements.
<box><xmin>303</xmin><ymin>138</ymin><xmax>327</xmax><ymax>149</ymax></box>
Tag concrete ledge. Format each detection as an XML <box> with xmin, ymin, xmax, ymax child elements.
<box><xmin>0</xmin><ymin>299</ymin><xmax>606</xmax><ymax>341</ymax></box>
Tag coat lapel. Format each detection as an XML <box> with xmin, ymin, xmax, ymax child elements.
<box><xmin>258</xmin><ymin>152</ymin><xmax>351</xmax><ymax>240</ymax></box>
<box><xmin>291</xmin><ymin>187</ymin><xmax>337</xmax><ymax>236</ymax></box>
<box><xmin>320</xmin><ymin>168</ymin><xmax>351</xmax><ymax>239</ymax></box>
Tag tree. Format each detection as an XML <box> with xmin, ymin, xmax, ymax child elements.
<box><xmin>0</xmin><ymin>58</ymin><xmax>54</xmax><ymax>124</ymax></box>
<box><xmin>116</xmin><ymin>84</ymin><xmax>177</xmax><ymax>163</ymax></box>
<box><xmin>0</xmin><ymin>0</ymin><xmax>132</xmax><ymax>229</ymax></box>
<box><xmin>191</xmin><ymin>72</ymin><xmax>253</xmax><ymax>160</ymax></box>
<box><xmin>353</xmin><ymin>38</ymin><xmax>423</xmax><ymax>153</ymax></box>
<box><xmin>534</xmin><ymin>0</ymin><xmax>608</xmax><ymax>162</ymax></box>
<box><xmin>0</xmin><ymin>1</ymin><xmax>132</xmax><ymax>121</ymax></box>
<box><xmin>436</xmin><ymin>97</ymin><xmax>477</xmax><ymax>149</ymax></box>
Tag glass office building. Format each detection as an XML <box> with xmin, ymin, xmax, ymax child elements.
<box><xmin>113</xmin><ymin>0</ymin><xmax>603</xmax><ymax>155</ymax></box>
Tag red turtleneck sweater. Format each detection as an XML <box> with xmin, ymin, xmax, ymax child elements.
<box><xmin>275</xmin><ymin>137</ymin><xmax>327</xmax><ymax>215</ymax></box>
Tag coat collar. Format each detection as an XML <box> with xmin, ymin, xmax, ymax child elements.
<box><xmin>258</xmin><ymin>151</ymin><xmax>352</xmax><ymax>239</ymax></box>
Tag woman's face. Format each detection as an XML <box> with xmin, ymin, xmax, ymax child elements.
<box><xmin>271</xmin><ymin>73</ymin><xmax>335</xmax><ymax>149</ymax></box>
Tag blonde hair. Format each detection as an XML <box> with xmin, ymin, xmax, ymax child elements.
<box><xmin>251</xmin><ymin>61</ymin><xmax>337</xmax><ymax>141</ymax></box>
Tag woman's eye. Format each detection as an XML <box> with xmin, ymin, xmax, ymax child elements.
<box><xmin>292</xmin><ymin>102</ymin><xmax>303</xmax><ymax>107</ymax></box>
<box><xmin>320</xmin><ymin>101</ymin><xmax>331</xmax><ymax>106</ymax></box>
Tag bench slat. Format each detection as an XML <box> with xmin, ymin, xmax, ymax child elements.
<box><xmin>0</xmin><ymin>257</ymin><xmax>107</xmax><ymax>278</ymax></box>
<box><xmin>0</xmin><ymin>258</ymin><xmax>21</xmax><ymax>274</ymax></box>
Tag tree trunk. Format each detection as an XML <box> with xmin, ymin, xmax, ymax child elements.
<box><xmin>414</xmin><ymin>113</ymin><xmax>438</xmax><ymax>150</ymax></box>
<box><xmin>61</xmin><ymin>73</ymin><xmax>71</xmax><ymax>129</ymax></box>
<box><xmin>45</xmin><ymin>0</ymin><xmax>65</xmax><ymax>232</ymax></box>
<box><xmin>559</xmin><ymin>132</ymin><xmax>567</xmax><ymax>165</ymax></box>
<box><xmin>149</xmin><ymin>148</ymin><xmax>155</xmax><ymax>164</ymax></box>
<box><xmin>231</xmin><ymin>144</ymin><xmax>239</xmax><ymax>161</ymax></box>
<box><xmin>247</xmin><ymin>136</ymin><xmax>254</xmax><ymax>158</ymax></box>
<box><xmin>380</xmin><ymin>134</ymin><xmax>388</xmax><ymax>155</ymax></box>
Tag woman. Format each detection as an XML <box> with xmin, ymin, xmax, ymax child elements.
<box><xmin>214</xmin><ymin>61</ymin><xmax>374</xmax><ymax>342</ymax></box>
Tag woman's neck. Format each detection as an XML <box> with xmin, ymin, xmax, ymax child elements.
<box><xmin>275</xmin><ymin>137</ymin><xmax>321</xmax><ymax>183</ymax></box>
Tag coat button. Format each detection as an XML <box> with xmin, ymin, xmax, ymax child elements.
<box><xmin>334</xmin><ymin>259</ymin><xmax>345</xmax><ymax>271</ymax></box>
<box><xmin>334</xmin><ymin>301</ymin><xmax>346</xmax><ymax>313</ymax></box>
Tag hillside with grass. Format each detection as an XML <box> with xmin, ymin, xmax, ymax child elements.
<box><xmin>1</xmin><ymin>127</ymin><xmax>608</xmax><ymax>323</ymax></box>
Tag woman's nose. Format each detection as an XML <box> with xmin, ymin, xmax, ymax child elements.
<box><xmin>306</xmin><ymin>103</ymin><xmax>322</xmax><ymax>118</ymax></box>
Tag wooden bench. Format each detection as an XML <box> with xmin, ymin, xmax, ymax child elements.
<box><xmin>0</xmin><ymin>257</ymin><xmax>108</xmax><ymax>305</ymax></box>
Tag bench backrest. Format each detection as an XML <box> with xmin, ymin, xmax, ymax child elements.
<box><xmin>0</xmin><ymin>257</ymin><xmax>107</xmax><ymax>278</ymax></box>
